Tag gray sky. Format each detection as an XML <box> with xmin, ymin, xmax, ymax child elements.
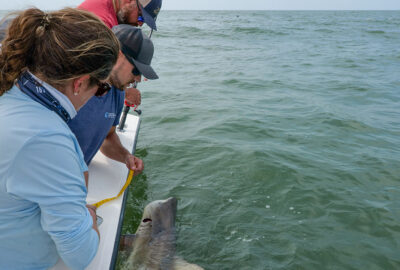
<box><xmin>2</xmin><ymin>0</ymin><xmax>400</xmax><ymax>10</ymax></box>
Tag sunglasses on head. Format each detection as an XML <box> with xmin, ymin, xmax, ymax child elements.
<box><xmin>95</xmin><ymin>81</ymin><xmax>112</xmax><ymax>96</ymax></box>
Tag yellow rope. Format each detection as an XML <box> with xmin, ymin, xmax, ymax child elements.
<box><xmin>93</xmin><ymin>170</ymin><xmax>134</xmax><ymax>208</ymax></box>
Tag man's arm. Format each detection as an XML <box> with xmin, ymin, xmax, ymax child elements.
<box><xmin>100</xmin><ymin>126</ymin><xmax>143</xmax><ymax>176</ymax></box>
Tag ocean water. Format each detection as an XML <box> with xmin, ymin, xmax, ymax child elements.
<box><xmin>122</xmin><ymin>11</ymin><xmax>400</xmax><ymax>270</ymax></box>
<box><xmin>2</xmin><ymin>10</ymin><xmax>400</xmax><ymax>270</ymax></box>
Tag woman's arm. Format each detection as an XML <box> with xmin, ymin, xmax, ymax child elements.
<box><xmin>7</xmin><ymin>133</ymin><xmax>99</xmax><ymax>270</ymax></box>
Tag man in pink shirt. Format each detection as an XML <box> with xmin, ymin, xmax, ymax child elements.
<box><xmin>79</xmin><ymin>0</ymin><xmax>162</xmax><ymax>30</ymax></box>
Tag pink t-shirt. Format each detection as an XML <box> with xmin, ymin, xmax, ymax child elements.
<box><xmin>78</xmin><ymin>0</ymin><xmax>118</xmax><ymax>29</ymax></box>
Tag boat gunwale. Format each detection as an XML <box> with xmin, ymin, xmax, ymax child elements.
<box><xmin>109</xmin><ymin>116</ymin><xmax>141</xmax><ymax>270</ymax></box>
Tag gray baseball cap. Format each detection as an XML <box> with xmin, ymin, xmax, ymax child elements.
<box><xmin>112</xmin><ymin>24</ymin><xmax>158</xmax><ymax>80</ymax></box>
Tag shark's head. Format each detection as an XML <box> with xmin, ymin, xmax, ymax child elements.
<box><xmin>123</xmin><ymin>197</ymin><xmax>204</xmax><ymax>270</ymax></box>
<box><xmin>138</xmin><ymin>197</ymin><xmax>178</xmax><ymax>237</ymax></box>
<box><xmin>125</xmin><ymin>197</ymin><xmax>178</xmax><ymax>269</ymax></box>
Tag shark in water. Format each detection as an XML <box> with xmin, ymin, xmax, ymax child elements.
<box><xmin>120</xmin><ymin>197</ymin><xmax>204</xmax><ymax>270</ymax></box>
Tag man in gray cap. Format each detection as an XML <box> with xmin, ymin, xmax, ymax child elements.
<box><xmin>68</xmin><ymin>25</ymin><xmax>158</xmax><ymax>182</ymax></box>
<box><xmin>78</xmin><ymin>0</ymin><xmax>162</xmax><ymax>107</ymax></box>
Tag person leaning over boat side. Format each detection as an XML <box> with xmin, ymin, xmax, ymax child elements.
<box><xmin>78</xmin><ymin>0</ymin><xmax>162</xmax><ymax>107</ymax></box>
<box><xmin>0</xmin><ymin>8</ymin><xmax>119</xmax><ymax>270</ymax></box>
<box><xmin>79</xmin><ymin>0</ymin><xmax>162</xmax><ymax>30</ymax></box>
<box><xmin>68</xmin><ymin>25</ymin><xmax>158</xmax><ymax>180</ymax></box>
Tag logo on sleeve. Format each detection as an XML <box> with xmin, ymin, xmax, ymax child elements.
<box><xmin>105</xmin><ymin>112</ymin><xmax>116</xmax><ymax>119</ymax></box>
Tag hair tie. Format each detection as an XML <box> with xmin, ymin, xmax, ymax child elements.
<box><xmin>36</xmin><ymin>14</ymin><xmax>51</xmax><ymax>36</ymax></box>
<box><xmin>42</xmin><ymin>14</ymin><xmax>51</xmax><ymax>28</ymax></box>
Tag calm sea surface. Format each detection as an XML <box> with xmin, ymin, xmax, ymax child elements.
<box><xmin>2</xmin><ymin>10</ymin><xmax>400</xmax><ymax>270</ymax></box>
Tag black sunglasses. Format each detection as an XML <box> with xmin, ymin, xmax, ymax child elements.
<box><xmin>95</xmin><ymin>81</ymin><xmax>112</xmax><ymax>96</ymax></box>
<box><xmin>132</xmin><ymin>65</ymin><xmax>142</xmax><ymax>76</ymax></box>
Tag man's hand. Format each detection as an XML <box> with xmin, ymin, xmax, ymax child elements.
<box><xmin>125</xmin><ymin>87</ymin><xmax>141</xmax><ymax>106</ymax></box>
<box><xmin>125</xmin><ymin>154</ymin><xmax>144</xmax><ymax>176</ymax></box>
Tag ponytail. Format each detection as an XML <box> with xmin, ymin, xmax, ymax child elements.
<box><xmin>0</xmin><ymin>9</ymin><xmax>47</xmax><ymax>95</ymax></box>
